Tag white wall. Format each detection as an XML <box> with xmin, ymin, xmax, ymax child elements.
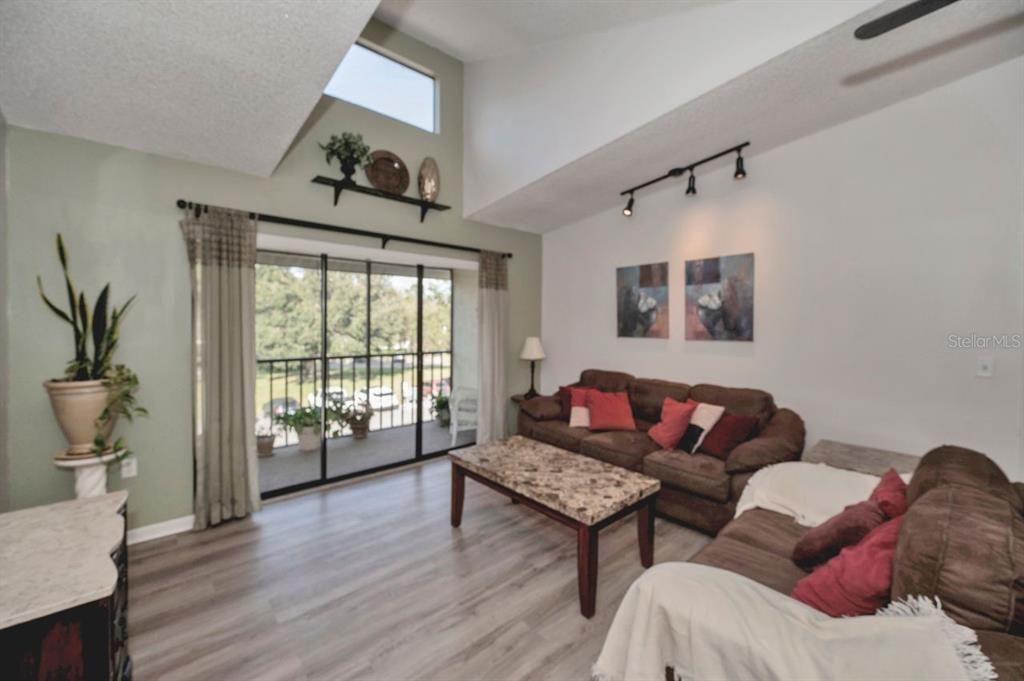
<box><xmin>541</xmin><ymin>57</ymin><xmax>1024</xmax><ymax>480</ymax></box>
<box><xmin>463</xmin><ymin>0</ymin><xmax>875</xmax><ymax>218</ymax></box>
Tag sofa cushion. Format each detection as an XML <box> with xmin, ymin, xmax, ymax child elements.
<box><xmin>530</xmin><ymin>420</ymin><xmax>591</xmax><ymax>453</ymax></box>
<box><xmin>907</xmin><ymin>445</ymin><xmax>1022</xmax><ymax>512</ymax></box>
<box><xmin>869</xmin><ymin>469</ymin><xmax>908</xmax><ymax>518</ymax></box>
<box><xmin>791</xmin><ymin>500</ymin><xmax>887</xmax><ymax>570</ymax></box>
<box><xmin>519</xmin><ymin>395</ymin><xmax>562</xmax><ymax>422</ymax></box>
<box><xmin>718</xmin><ymin>509</ymin><xmax>808</xmax><ymax>559</ymax></box>
<box><xmin>628</xmin><ymin>378</ymin><xmax>691</xmax><ymax>423</ymax></box>
<box><xmin>588</xmin><ymin>391</ymin><xmax>637</xmax><ymax>432</ymax></box>
<box><xmin>579</xmin><ymin>369</ymin><xmax>634</xmax><ymax>393</ymax></box>
<box><xmin>580</xmin><ymin>431</ymin><xmax>659</xmax><ymax>471</ymax></box>
<box><xmin>892</xmin><ymin>485</ymin><xmax>1024</xmax><ymax>634</ymax></box>
<box><xmin>791</xmin><ymin>516</ymin><xmax>903</xmax><ymax>617</ymax></box>
<box><xmin>690</xmin><ymin>537</ymin><xmax>807</xmax><ymax>595</ymax></box>
<box><xmin>647</xmin><ymin>397</ymin><xmax>696</xmax><ymax>450</ymax></box>
<box><xmin>644</xmin><ymin>450</ymin><xmax>730</xmax><ymax>502</ymax></box>
<box><xmin>977</xmin><ymin>632</ymin><xmax>1024</xmax><ymax>681</ymax></box>
<box><xmin>700</xmin><ymin>413</ymin><xmax>759</xmax><ymax>460</ymax></box>
<box><xmin>689</xmin><ymin>383</ymin><xmax>776</xmax><ymax>425</ymax></box>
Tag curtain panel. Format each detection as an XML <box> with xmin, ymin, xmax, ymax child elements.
<box><xmin>477</xmin><ymin>251</ymin><xmax>508</xmax><ymax>443</ymax></box>
<box><xmin>180</xmin><ymin>207</ymin><xmax>260</xmax><ymax>529</ymax></box>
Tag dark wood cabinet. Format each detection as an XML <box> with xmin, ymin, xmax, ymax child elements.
<box><xmin>0</xmin><ymin>501</ymin><xmax>131</xmax><ymax>681</ymax></box>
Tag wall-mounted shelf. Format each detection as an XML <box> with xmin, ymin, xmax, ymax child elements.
<box><xmin>311</xmin><ymin>176</ymin><xmax>451</xmax><ymax>223</ymax></box>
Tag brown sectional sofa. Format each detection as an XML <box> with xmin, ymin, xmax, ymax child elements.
<box><xmin>517</xmin><ymin>369</ymin><xmax>806</xmax><ymax>534</ymax></box>
<box><xmin>690</xmin><ymin>445</ymin><xmax>1024</xmax><ymax>680</ymax></box>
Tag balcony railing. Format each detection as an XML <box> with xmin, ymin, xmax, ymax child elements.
<box><xmin>256</xmin><ymin>351</ymin><xmax>452</xmax><ymax>448</ymax></box>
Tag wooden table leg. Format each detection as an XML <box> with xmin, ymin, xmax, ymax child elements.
<box><xmin>450</xmin><ymin>464</ymin><xmax>465</xmax><ymax>528</ymax></box>
<box><xmin>638</xmin><ymin>496</ymin><xmax>655</xmax><ymax>568</ymax></box>
<box><xmin>577</xmin><ymin>523</ymin><xmax>598</xmax><ymax>618</ymax></box>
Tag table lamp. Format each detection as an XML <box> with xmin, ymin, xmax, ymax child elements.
<box><xmin>520</xmin><ymin>337</ymin><xmax>546</xmax><ymax>400</ymax></box>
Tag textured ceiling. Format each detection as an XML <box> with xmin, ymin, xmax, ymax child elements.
<box><xmin>0</xmin><ymin>0</ymin><xmax>378</xmax><ymax>177</ymax></box>
<box><xmin>469</xmin><ymin>0</ymin><xmax>1024</xmax><ymax>232</ymax></box>
<box><xmin>375</xmin><ymin>0</ymin><xmax>716</xmax><ymax>62</ymax></box>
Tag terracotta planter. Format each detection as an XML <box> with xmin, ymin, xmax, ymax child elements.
<box><xmin>44</xmin><ymin>379</ymin><xmax>115</xmax><ymax>457</ymax></box>
<box><xmin>256</xmin><ymin>435</ymin><xmax>276</xmax><ymax>458</ymax></box>
<box><xmin>298</xmin><ymin>426</ymin><xmax>321</xmax><ymax>453</ymax></box>
<box><xmin>351</xmin><ymin>424</ymin><xmax>369</xmax><ymax>441</ymax></box>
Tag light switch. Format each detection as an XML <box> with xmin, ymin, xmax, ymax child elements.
<box><xmin>120</xmin><ymin>456</ymin><xmax>138</xmax><ymax>478</ymax></box>
<box><xmin>976</xmin><ymin>356</ymin><xmax>994</xmax><ymax>378</ymax></box>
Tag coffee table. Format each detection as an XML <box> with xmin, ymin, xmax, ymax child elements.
<box><xmin>449</xmin><ymin>436</ymin><xmax>660</xmax><ymax>618</ymax></box>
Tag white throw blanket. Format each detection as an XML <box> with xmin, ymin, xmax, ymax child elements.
<box><xmin>734</xmin><ymin>461</ymin><xmax>913</xmax><ymax>526</ymax></box>
<box><xmin>593</xmin><ymin>563</ymin><xmax>994</xmax><ymax>681</ymax></box>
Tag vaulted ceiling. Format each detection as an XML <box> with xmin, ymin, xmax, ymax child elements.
<box><xmin>0</xmin><ymin>0</ymin><xmax>378</xmax><ymax>177</ymax></box>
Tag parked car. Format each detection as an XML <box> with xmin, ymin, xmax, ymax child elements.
<box><xmin>308</xmin><ymin>389</ymin><xmax>348</xmax><ymax>408</ymax></box>
<box><xmin>356</xmin><ymin>387</ymin><xmax>399</xmax><ymax>411</ymax></box>
<box><xmin>262</xmin><ymin>397</ymin><xmax>299</xmax><ymax>419</ymax></box>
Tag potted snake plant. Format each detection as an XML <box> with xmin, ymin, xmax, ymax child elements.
<box><xmin>38</xmin><ymin>234</ymin><xmax>147</xmax><ymax>457</ymax></box>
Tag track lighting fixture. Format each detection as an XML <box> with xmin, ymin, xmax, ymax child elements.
<box><xmin>734</xmin><ymin>151</ymin><xmax>746</xmax><ymax>179</ymax></box>
<box><xmin>619</xmin><ymin>141</ymin><xmax>749</xmax><ymax>216</ymax></box>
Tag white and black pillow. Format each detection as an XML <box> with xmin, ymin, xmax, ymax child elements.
<box><xmin>678</xmin><ymin>402</ymin><xmax>725</xmax><ymax>453</ymax></box>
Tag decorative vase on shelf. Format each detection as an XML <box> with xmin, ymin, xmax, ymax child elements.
<box><xmin>339</xmin><ymin>157</ymin><xmax>358</xmax><ymax>183</ymax></box>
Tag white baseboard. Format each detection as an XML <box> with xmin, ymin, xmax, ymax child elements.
<box><xmin>127</xmin><ymin>514</ymin><xmax>194</xmax><ymax>545</ymax></box>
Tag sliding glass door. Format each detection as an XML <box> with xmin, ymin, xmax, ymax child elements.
<box><xmin>255</xmin><ymin>250</ymin><xmax>470</xmax><ymax>497</ymax></box>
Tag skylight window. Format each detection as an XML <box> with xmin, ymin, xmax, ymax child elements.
<box><xmin>324</xmin><ymin>43</ymin><xmax>437</xmax><ymax>133</ymax></box>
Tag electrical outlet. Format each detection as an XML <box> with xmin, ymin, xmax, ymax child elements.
<box><xmin>976</xmin><ymin>356</ymin><xmax>994</xmax><ymax>378</ymax></box>
<box><xmin>120</xmin><ymin>457</ymin><xmax>138</xmax><ymax>478</ymax></box>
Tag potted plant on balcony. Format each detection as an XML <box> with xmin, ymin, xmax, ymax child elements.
<box><xmin>275</xmin><ymin>407</ymin><xmax>322</xmax><ymax>453</ymax></box>
<box><xmin>339</xmin><ymin>399</ymin><xmax>373</xmax><ymax>440</ymax></box>
<box><xmin>432</xmin><ymin>393</ymin><xmax>450</xmax><ymax>428</ymax></box>
<box><xmin>256</xmin><ymin>426</ymin><xmax>275</xmax><ymax>458</ymax></box>
<box><xmin>318</xmin><ymin>132</ymin><xmax>372</xmax><ymax>183</ymax></box>
<box><xmin>38</xmin><ymin>234</ymin><xmax>147</xmax><ymax>458</ymax></box>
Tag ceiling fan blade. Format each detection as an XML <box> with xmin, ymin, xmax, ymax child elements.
<box><xmin>855</xmin><ymin>0</ymin><xmax>963</xmax><ymax>40</ymax></box>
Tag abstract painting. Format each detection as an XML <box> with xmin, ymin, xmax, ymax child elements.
<box><xmin>685</xmin><ymin>253</ymin><xmax>754</xmax><ymax>341</ymax></box>
<box><xmin>617</xmin><ymin>262</ymin><xmax>669</xmax><ymax>338</ymax></box>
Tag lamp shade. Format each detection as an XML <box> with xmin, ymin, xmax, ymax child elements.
<box><xmin>520</xmin><ymin>337</ymin><xmax>546</xmax><ymax>361</ymax></box>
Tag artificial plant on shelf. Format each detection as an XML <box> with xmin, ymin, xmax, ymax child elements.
<box><xmin>318</xmin><ymin>132</ymin><xmax>372</xmax><ymax>182</ymax></box>
<box><xmin>37</xmin><ymin>234</ymin><xmax>147</xmax><ymax>459</ymax></box>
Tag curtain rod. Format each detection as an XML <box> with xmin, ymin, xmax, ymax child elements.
<box><xmin>175</xmin><ymin>199</ymin><xmax>513</xmax><ymax>259</ymax></box>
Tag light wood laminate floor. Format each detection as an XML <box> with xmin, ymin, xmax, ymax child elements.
<box><xmin>129</xmin><ymin>458</ymin><xmax>710</xmax><ymax>681</ymax></box>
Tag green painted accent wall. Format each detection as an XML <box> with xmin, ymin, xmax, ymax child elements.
<box><xmin>3</xmin><ymin>20</ymin><xmax>542</xmax><ymax>529</ymax></box>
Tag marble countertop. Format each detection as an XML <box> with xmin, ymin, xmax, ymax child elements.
<box><xmin>0</xmin><ymin>491</ymin><xmax>127</xmax><ymax>630</ymax></box>
<box><xmin>450</xmin><ymin>436</ymin><xmax>660</xmax><ymax>525</ymax></box>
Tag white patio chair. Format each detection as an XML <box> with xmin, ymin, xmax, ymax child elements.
<box><xmin>449</xmin><ymin>387</ymin><xmax>478</xmax><ymax>447</ymax></box>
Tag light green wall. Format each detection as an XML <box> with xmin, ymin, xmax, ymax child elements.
<box><xmin>3</xmin><ymin>20</ymin><xmax>542</xmax><ymax>528</ymax></box>
<box><xmin>0</xmin><ymin>108</ymin><xmax>9</xmax><ymax>513</ymax></box>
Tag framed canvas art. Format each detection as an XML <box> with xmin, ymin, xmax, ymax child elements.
<box><xmin>685</xmin><ymin>253</ymin><xmax>754</xmax><ymax>341</ymax></box>
<box><xmin>617</xmin><ymin>262</ymin><xmax>669</xmax><ymax>338</ymax></box>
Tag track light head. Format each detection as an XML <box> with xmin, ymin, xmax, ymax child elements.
<box><xmin>686</xmin><ymin>171</ymin><xmax>697</xmax><ymax>196</ymax></box>
<box><xmin>734</xmin><ymin>151</ymin><xmax>746</xmax><ymax>180</ymax></box>
<box><xmin>623</xmin><ymin>195</ymin><xmax>634</xmax><ymax>217</ymax></box>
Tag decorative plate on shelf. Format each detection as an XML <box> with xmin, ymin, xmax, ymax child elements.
<box><xmin>418</xmin><ymin>157</ymin><xmax>441</xmax><ymax>203</ymax></box>
<box><xmin>365</xmin><ymin>150</ymin><xmax>409</xmax><ymax>195</ymax></box>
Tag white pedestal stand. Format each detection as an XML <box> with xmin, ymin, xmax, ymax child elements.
<box><xmin>53</xmin><ymin>451</ymin><xmax>122</xmax><ymax>499</ymax></box>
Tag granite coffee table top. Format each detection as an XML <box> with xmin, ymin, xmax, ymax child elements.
<box><xmin>449</xmin><ymin>436</ymin><xmax>660</xmax><ymax>525</ymax></box>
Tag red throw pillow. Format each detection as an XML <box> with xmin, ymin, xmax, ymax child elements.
<box><xmin>699</xmin><ymin>413</ymin><xmax>759</xmax><ymax>460</ymax></box>
<box><xmin>569</xmin><ymin>386</ymin><xmax>598</xmax><ymax>407</ymax></box>
<box><xmin>791</xmin><ymin>500</ymin><xmax>888</xmax><ymax>569</ymax></box>
<box><xmin>588</xmin><ymin>391</ymin><xmax>637</xmax><ymax>432</ymax></box>
<box><xmin>870</xmin><ymin>469</ymin><xmax>908</xmax><ymax>518</ymax></box>
<box><xmin>648</xmin><ymin>397</ymin><xmax>697</xmax><ymax>450</ymax></box>
<box><xmin>791</xmin><ymin>516</ymin><xmax>903</xmax><ymax>616</ymax></box>
<box><xmin>557</xmin><ymin>386</ymin><xmax>573</xmax><ymax>420</ymax></box>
